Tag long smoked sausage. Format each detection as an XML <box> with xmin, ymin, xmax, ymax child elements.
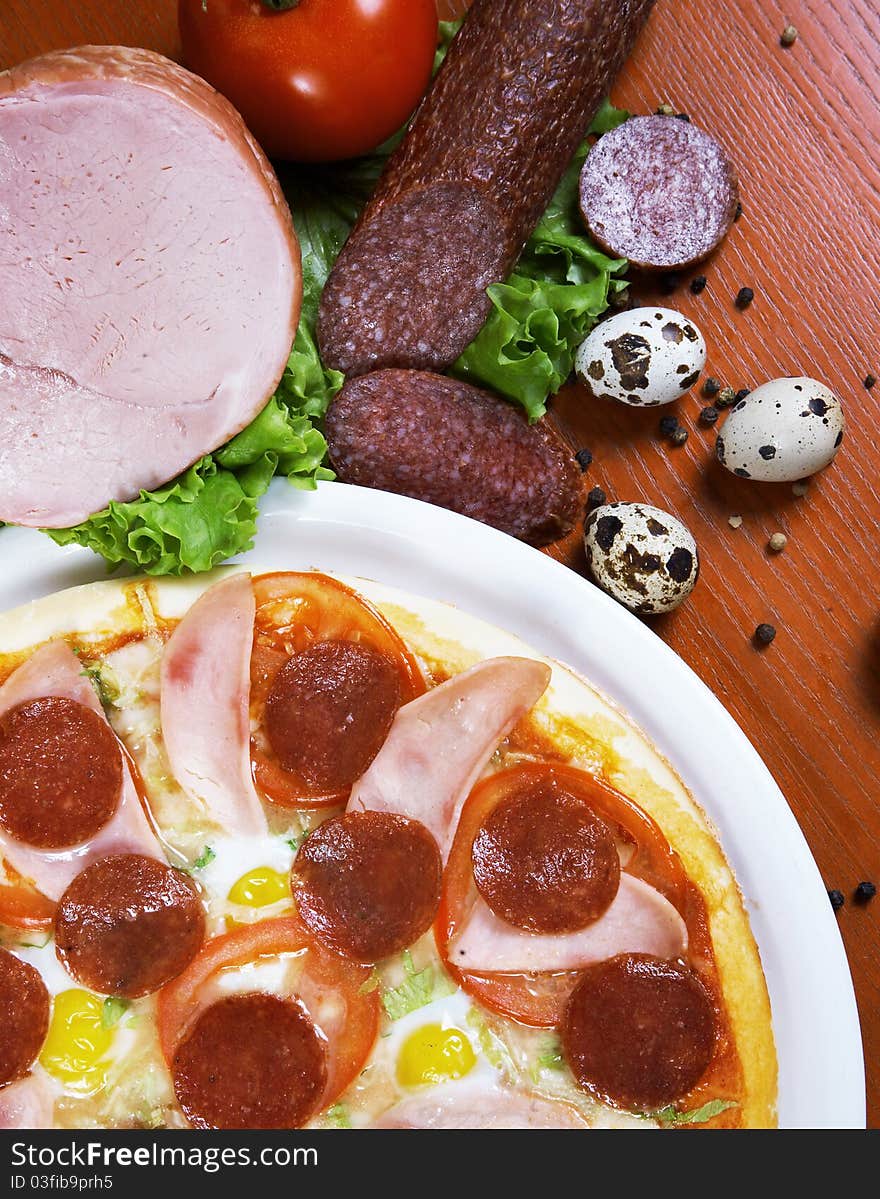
<box><xmin>317</xmin><ymin>0</ymin><xmax>656</xmax><ymax>378</ymax></box>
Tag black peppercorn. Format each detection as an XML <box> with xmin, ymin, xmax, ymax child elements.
<box><xmin>780</xmin><ymin>24</ymin><xmax>798</xmax><ymax>47</ymax></box>
<box><xmin>864</xmin><ymin>374</ymin><xmax>877</xmax><ymax>390</ymax></box>
<box><xmin>699</xmin><ymin>406</ymin><xmax>719</xmax><ymax>426</ymax></box>
<box><xmin>690</xmin><ymin>275</ymin><xmax>708</xmax><ymax>295</ymax></box>
<box><xmin>736</xmin><ymin>287</ymin><xmax>755</xmax><ymax>309</ymax></box>
<box><xmin>670</xmin><ymin>426</ymin><xmax>689</xmax><ymax>446</ymax></box>
<box><xmin>673</xmin><ymin>112</ymin><xmax>691</xmax><ymax>122</ymax></box>
<box><xmin>716</xmin><ymin>387</ymin><xmax>737</xmax><ymax>408</ymax></box>
<box><xmin>702</xmin><ymin>377</ymin><xmax>721</xmax><ymax>397</ymax></box>
<box><xmin>586</xmin><ymin>487</ymin><xmax>607</xmax><ymax>510</ymax></box>
<box><xmin>754</xmin><ymin>623</ymin><xmax>777</xmax><ymax>646</ymax></box>
<box><xmin>658</xmin><ymin>415</ymin><xmax>679</xmax><ymax>437</ymax></box>
<box><xmin>575</xmin><ymin>448</ymin><xmax>593</xmax><ymax>471</ymax></box>
<box><xmin>854</xmin><ymin>881</ymin><xmax>876</xmax><ymax>904</ymax></box>
<box><xmin>828</xmin><ymin>889</ymin><xmax>845</xmax><ymax>912</ymax></box>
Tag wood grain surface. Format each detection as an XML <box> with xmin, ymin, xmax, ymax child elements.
<box><xmin>1</xmin><ymin>0</ymin><xmax>878</xmax><ymax>1126</ymax></box>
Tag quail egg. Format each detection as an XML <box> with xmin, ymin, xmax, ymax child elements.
<box><xmin>715</xmin><ymin>377</ymin><xmax>844</xmax><ymax>482</ymax></box>
<box><xmin>575</xmin><ymin>307</ymin><xmax>706</xmax><ymax>406</ymax></box>
<box><xmin>584</xmin><ymin>502</ymin><xmax>699</xmax><ymax>615</ymax></box>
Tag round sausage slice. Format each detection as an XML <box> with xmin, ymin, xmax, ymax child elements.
<box><xmin>471</xmin><ymin>784</ymin><xmax>620</xmax><ymax>933</ymax></box>
<box><xmin>325</xmin><ymin>370</ymin><xmax>582</xmax><ymax>547</ymax></box>
<box><xmin>0</xmin><ymin>948</ymin><xmax>50</xmax><ymax>1086</ymax></box>
<box><xmin>579</xmin><ymin>116</ymin><xmax>739</xmax><ymax>271</ymax></box>
<box><xmin>0</xmin><ymin>696</ymin><xmax>122</xmax><ymax>849</ymax></box>
<box><xmin>292</xmin><ymin>811</ymin><xmax>442</xmax><ymax>963</ymax></box>
<box><xmin>173</xmin><ymin>993</ymin><xmax>327</xmax><ymax>1129</ymax></box>
<box><xmin>561</xmin><ymin>953</ymin><xmax>716</xmax><ymax>1109</ymax></box>
<box><xmin>264</xmin><ymin>640</ymin><xmax>402</xmax><ymax>792</ymax></box>
<box><xmin>54</xmin><ymin>854</ymin><xmax>205</xmax><ymax>998</ymax></box>
<box><xmin>317</xmin><ymin>184</ymin><xmax>509</xmax><ymax>377</ymax></box>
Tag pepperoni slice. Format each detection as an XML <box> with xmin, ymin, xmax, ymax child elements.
<box><xmin>471</xmin><ymin>783</ymin><xmax>620</xmax><ymax>933</ymax></box>
<box><xmin>561</xmin><ymin>953</ymin><xmax>717</xmax><ymax>1110</ymax></box>
<box><xmin>264</xmin><ymin>640</ymin><xmax>402</xmax><ymax>792</ymax></box>
<box><xmin>250</xmin><ymin>572</ymin><xmax>424</xmax><ymax>807</ymax></box>
<box><xmin>579</xmin><ymin>116</ymin><xmax>739</xmax><ymax>271</ymax></box>
<box><xmin>172</xmin><ymin>992</ymin><xmax>327</xmax><ymax>1129</ymax></box>
<box><xmin>293</xmin><ymin>811</ymin><xmax>442</xmax><ymax>963</ymax></box>
<box><xmin>0</xmin><ymin>948</ymin><xmax>50</xmax><ymax>1086</ymax></box>
<box><xmin>437</xmin><ymin>762</ymin><xmax>703</xmax><ymax>1026</ymax></box>
<box><xmin>54</xmin><ymin>854</ymin><xmax>205</xmax><ymax>998</ymax></box>
<box><xmin>0</xmin><ymin>696</ymin><xmax>122</xmax><ymax>849</ymax></box>
<box><xmin>157</xmin><ymin>916</ymin><xmax>380</xmax><ymax>1114</ymax></box>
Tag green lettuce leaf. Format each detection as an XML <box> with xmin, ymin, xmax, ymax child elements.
<box><xmin>47</xmin><ymin>326</ymin><xmax>339</xmax><ymax>575</ymax></box>
<box><xmin>652</xmin><ymin>1099</ymin><xmax>738</xmax><ymax>1126</ymax></box>
<box><xmin>435</xmin><ymin>19</ymin><xmax>463</xmax><ymax>69</ymax></box>
<box><xmin>453</xmin><ymin>103</ymin><xmax>629</xmax><ymax>420</ymax></box>
<box><xmin>321</xmin><ymin>1103</ymin><xmax>352</xmax><ymax>1129</ymax></box>
<box><xmin>101</xmin><ymin>997</ymin><xmax>131</xmax><ymax>1029</ymax></box>
<box><xmin>381</xmin><ymin>950</ymin><xmax>455</xmax><ymax>1021</ymax></box>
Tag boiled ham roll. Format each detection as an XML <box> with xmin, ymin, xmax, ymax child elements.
<box><xmin>0</xmin><ymin>1074</ymin><xmax>54</xmax><ymax>1130</ymax></box>
<box><xmin>0</xmin><ymin>46</ymin><xmax>301</xmax><ymax>527</ymax></box>
<box><xmin>449</xmin><ymin>875</ymin><xmax>687</xmax><ymax>973</ymax></box>
<box><xmin>160</xmin><ymin>572</ymin><xmax>267</xmax><ymax>838</ymax></box>
<box><xmin>374</xmin><ymin>1081</ymin><xmax>589</xmax><ymax>1129</ymax></box>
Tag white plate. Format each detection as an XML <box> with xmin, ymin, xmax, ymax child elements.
<box><xmin>0</xmin><ymin>479</ymin><xmax>864</xmax><ymax>1128</ymax></box>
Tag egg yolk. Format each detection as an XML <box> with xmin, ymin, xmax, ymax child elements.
<box><xmin>39</xmin><ymin>989</ymin><xmax>114</xmax><ymax>1094</ymax></box>
<box><xmin>396</xmin><ymin>1024</ymin><xmax>477</xmax><ymax>1088</ymax></box>
<box><xmin>227</xmin><ymin>866</ymin><xmax>291</xmax><ymax>908</ymax></box>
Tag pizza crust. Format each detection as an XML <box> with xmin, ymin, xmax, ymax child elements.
<box><xmin>0</xmin><ymin>568</ymin><xmax>777</xmax><ymax>1127</ymax></box>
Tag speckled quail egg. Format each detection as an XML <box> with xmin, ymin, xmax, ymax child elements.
<box><xmin>575</xmin><ymin>307</ymin><xmax>706</xmax><ymax>406</ymax></box>
<box><xmin>584</xmin><ymin>502</ymin><xmax>699</xmax><ymax>615</ymax></box>
<box><xmin>715</xmin><ymin>377</ymin><xmax>845</xmax><ymax>482</ymax></box>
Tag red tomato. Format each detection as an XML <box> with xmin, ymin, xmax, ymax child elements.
<box><xmin>436</xmin><ymin>763</ymin><xmax>693</xmax><ymax>1027</ymax></box>
<box><xmin>178</xmin><ymin>0</ymin><xmax>439</xmax><ymax>161</ymax></box>
<box><xmin>250</xmin><ymin>572</ymin><xmax>425</xmax><ymax>807</ymax></box>
<box><xmin>0</xmin><ymin>876</ymin><xmax>54</xmax><ymax>932</ymax></box>
<box><xmin>157</xmin><ymin>915</ymin><xmax>380</xmax><ymax>1110</ymax></box>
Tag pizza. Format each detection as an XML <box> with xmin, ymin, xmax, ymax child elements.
<box><xmin>0</xmin><ymin>569</ymin><xmax>777</xmax><ymax>1129</ymax></box>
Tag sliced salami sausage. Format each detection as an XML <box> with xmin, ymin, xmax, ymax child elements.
<box><xmin>172</xmin><ymin>993</ymin><xmax>327</xmax><ymax>1129</ymax></box>
<box><xmin>292</xmin><ymin>811</ymin><xmax>442</xmax><ymax>963</ymax></box>
<box><xmin>264</xmin><ymin>640</ymin><xmax>402</xmax><ymax>792</ymax></box>
<box><xmin>471</xmin><ymin>783</ymin><xmax>620</xmax><ymax>933</ymax></box>
<box><xmin>561</xmin><ymin>953</ymin><xmax>716</xmax><ymax>1109</ymax></box>
<box><xmin>579</xmin><ymin>116</ymin><xmax>739</xmax><ymax>271</ymax></box>
<box><xmin>317</xmin><ymin>0</ymin><xmax>656</xmax><ymax>377</ymax></box>
<box><xmin>0</xmin><ymin>948</ymin><xmax>50</xmax><ymax>1087</ymax></box>
<box><xmin>0</xmin><ymin>696</ymin><xmax>122</xmax><ymax>850</ymax></box>
<box><xmin>54</xmin><ymin>854</ymin><xmax>205</xmax><ymax>998</ymax></box>
<box><xmin>325</xmin><ymin>371</ymin><xmax>582</xmax><ymax>546</ymax></box>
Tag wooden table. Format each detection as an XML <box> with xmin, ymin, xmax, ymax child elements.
<box><xmin>2</xmin><ymin>0</ymin><xmax>878</xmax><ymax>1126</ymax></box>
